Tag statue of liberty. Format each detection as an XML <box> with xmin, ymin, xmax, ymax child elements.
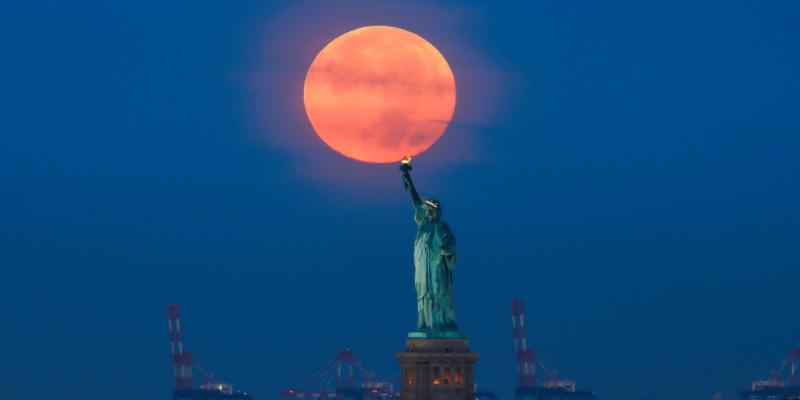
<box><xmin>400</xmin><ymin>158</ymin><xmax>463</xmax><ymax>337</ymax></box>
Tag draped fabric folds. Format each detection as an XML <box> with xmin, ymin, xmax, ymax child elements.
<box><xmin>413</xmin><ymin>205</ymin><xmax>458</xmax><ymax>332</ymax></box>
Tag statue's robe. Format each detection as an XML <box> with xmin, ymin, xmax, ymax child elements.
<box><xmin>413</xmin><ymin>206</ymin><xmax>458</xmax><ymax>331</ymax></box>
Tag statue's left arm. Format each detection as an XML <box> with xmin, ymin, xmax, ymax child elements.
<box><xmin>439</xmin><ymin>223</ymin><xmax>457</xmax><ymax>258</ymax></box>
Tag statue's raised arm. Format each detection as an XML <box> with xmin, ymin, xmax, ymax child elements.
<box><xmin>399</xmin><ymin>156</ymin><xmax>422</xmax><ymax>211</ymax></box>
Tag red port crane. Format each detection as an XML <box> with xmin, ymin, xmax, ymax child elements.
<box><xmin>790</xmin><ymin>348</ymin><xmax>800</xmax><ymax>386</ymax></box>
<box><xmin>167</xmin><ymin>304</ymin><xmax>251</xmax><ymax>399</ymax></box>
<box><xmin>750</xmin><ymin>347</ymin><xmax>800</xmax><ymax>390</ymax></box>
<box><xmin>511</xmin><ymin>299</ymin><xmax>595</xmax><ymax>400</ymax></box>
<box><xmin>168</xmin><ymin>304</ymin><xmax>194</xmax><ymax>390</ymax></box>
<box><xmin>739</xmin><ymin>347</ymin><xmax>800</xmax><ymax>400</ymax></box>
<box><xmin>512</xmin><ymin>299</ymin><xmax>538</xmax><ymax>387</ymax></box>
<box><xmin>281</xmin><ymin>348</ymin><xmax>399</xmax><ymax>399</ymax></box>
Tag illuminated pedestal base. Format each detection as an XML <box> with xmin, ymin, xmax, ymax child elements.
<box><xmin>396</xmin><ymin>338</ymin><xmax>479</xmax><ymax>400</ymax></box>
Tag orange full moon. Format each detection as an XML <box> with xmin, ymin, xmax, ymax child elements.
<box><xmin>303</xmin><ymin>26</ymin><xmax>456</xmax><ymax>164</ymax></box>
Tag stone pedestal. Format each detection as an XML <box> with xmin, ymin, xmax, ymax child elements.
<box><xmin>396</xmin><ymin>338</ymin><xmax>479</xmax><ymax>400</ymax></box>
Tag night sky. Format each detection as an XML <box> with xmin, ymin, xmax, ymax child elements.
<box><xmin>2</xmin><ymin>2</ymin><xmax>799</xmax><ymax>400</ymax></box>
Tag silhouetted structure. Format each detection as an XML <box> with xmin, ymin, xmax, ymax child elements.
<box><xmin>281</xmin><ymin>348</ymin><xmax>399</xmax><ymax>400</ymax></box>
<box><xmin>167</xmin><ymin>305</ymin><xmax>252</xmax><ymax>400</ymax></box>
<box><xmin>511</xmin><ymin>300</ymin><xmax>596</xmax><ymax>400</ymax></box>
<box><xmin>739</xmin><ymin>348</ymin><xmax>800</xmax><ymax>400</ymax></box>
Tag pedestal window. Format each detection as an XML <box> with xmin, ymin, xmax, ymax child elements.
<box><xmin>406</xmin><ymin>366</ymin><xmax>415</xmax><ymax>385</ymax></box>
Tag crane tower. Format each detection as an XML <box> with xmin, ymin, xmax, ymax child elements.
<box><xmin>511</xmin><ymin>299</ymin><xmax>596</xmax><ymax>400</ymax></box>
<box><xmin>167</xmin><ymin>304</ymin><xmax>253</xmax><ymax>400</ymax></box>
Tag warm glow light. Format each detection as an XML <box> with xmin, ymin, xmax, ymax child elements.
<box><xmin>304</xmin><ymin>26</ymin><xmax>456</xmax><ymax>163</ymax></box>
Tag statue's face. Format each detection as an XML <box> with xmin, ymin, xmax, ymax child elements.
<box><xmin>424</xmin><ymin>204</ymin><xmax>442</xmax><ymax>220</ymax></box>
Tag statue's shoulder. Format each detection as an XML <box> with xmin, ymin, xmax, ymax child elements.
<box><xmin>436</xmin><ymin>220</ymin><xmax>453</xmax><ymax>233</ymax></box>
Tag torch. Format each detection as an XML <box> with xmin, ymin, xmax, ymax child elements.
<box><xmin>400</xmin><ymin>156</ymin><xmax>413</xmax><ymax>189</ymax></box>
<box><xmin>400</xmin><ymin>155</ymin><xmax>413</xmax><ymax>173</ymax></box>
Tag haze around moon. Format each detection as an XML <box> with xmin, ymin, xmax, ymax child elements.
<box><xmin>303</xmin><ymin>25</ymin><xmax>456</xmax><ymax>164</ymax></box>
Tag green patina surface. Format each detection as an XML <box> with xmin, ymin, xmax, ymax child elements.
<box><xmin>401</xmin><ymin>161</ymin><xmax>465</xmax><ymax>339</ymax></box>
<box><xmin>407</xmin><ymin>330</ymin><xmax>467</xmax><ymax>339</ymax></box>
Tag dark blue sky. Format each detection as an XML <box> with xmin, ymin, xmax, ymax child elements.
<box><xmin>1</xmin><ymin>2</ymin><xmax>799</xmax><ymax>400</ymax></box>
